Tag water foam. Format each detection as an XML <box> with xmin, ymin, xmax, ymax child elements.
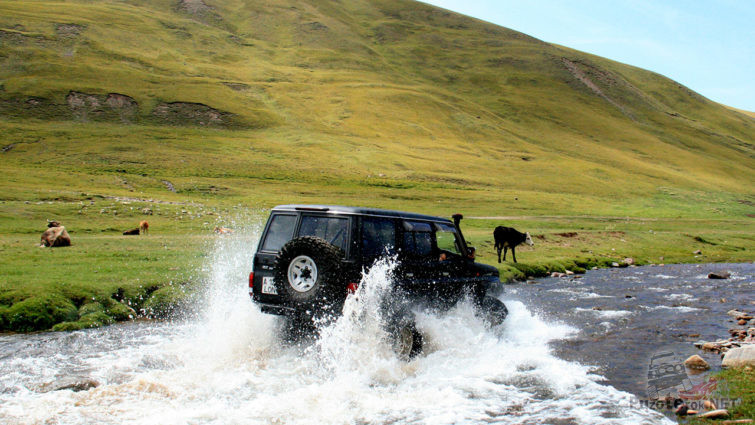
<box><xmin>0</xmin><ymin>219</ymin><xmax>672</xmax><ymax>424</ymax></box>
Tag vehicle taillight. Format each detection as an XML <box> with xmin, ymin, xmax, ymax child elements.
<box><xmin>347</xmin><ymin>282</ymin><xmax>359</xmax><ymax>294</ymax></box>
<box><xmin>249</xmin><ymin>272</ymin><xmax>254</xmax><ymax>292</ymax></box>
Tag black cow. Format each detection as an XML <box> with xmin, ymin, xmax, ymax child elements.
<box><xmin>493</xmin><ymin>226</ymin><xmax>534</xmax><ymax>263</ymax></box>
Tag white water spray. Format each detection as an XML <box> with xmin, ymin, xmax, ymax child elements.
<box><xmin>0</xmin><ymin>218</ymin><xmax>673</xmax><ymax>424</ymax></box>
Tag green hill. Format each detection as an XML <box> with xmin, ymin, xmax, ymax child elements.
<box><xmin>1</xmin><ymin>0</ymin><xmax>752</xmax><ymax>216</ymax></box>
<box><xmin>0</xmin><ymin>0</ymin><xmax>753</xmax><ymax>332</ymax></box>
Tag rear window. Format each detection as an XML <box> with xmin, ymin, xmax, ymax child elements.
<box><xmin>299</xmin><ymin>215</ymin><xmax>349</xmax><ymax>250</ymax></box>
<box><xmin>261</xmin><ymin>214</ymin><xmax>297</xmax><ymax>251</ymax></box>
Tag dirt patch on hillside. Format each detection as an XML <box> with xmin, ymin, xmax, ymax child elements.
<box><xmin>561</xmin><ymin>58</ymin><xmax>636</xmax><ymax>121</ymax></box>
<box><xmin>55</xmin><ymin>23</ymin><xmax>85</xmax><ymax>38</ymax></box>
<box><xmin>67</xmin><ymin>91</ymin><xmax>138</xmax><ymax>123</ymax></box>
<box><xmin>151</xmin><ymin>102</ymin><xmax>231</xmax><ymax>127</ymax></box>
<box><xmin>175</xmin><ymin>0</ymin><xmax>228</xmax><ymax>29</ymax></box>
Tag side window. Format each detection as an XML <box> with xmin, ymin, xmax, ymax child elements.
<box><xmin>261</xmin><ymin>214</ymin><xmax>297</xmax><ymax>251</ymax></box>
<box><xmin>401</xmin><ymin>221</ymin><xmax>433</xmax><ymax>258</ymax></box>
<box><xmin>361</xmin><ymin>217</ymin><xmax>396</xmax><ymax>261</ymax></box>
<box><xmin>299</xmin><ymin>215</ymin><xmax>349</xmax><ymax>250</ymax></box>
<box><xmin>435</xmin><ymin>223</ymin><xmax>462</xmax><ymax>256</ymax></box>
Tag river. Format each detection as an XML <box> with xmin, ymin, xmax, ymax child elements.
<box><xmin>1</xmin><ymin>228</ymin><xmax>751</xmax><ymax>424</ymax></box>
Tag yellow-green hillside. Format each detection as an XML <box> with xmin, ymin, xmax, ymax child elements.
<box><xmin>0</xmin><ymin>0</ymin><xmax>752</xmax><ymax>217</ymax></box>
<box><xmin>0</xmin><ymin>0</ymin><xmax>754</xmax><ymax>332</ymax></box>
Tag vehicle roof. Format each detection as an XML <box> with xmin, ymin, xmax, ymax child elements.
<box><xmin>271</xmin><ymin>205</ymin><xmax>453</xmax><ymax>223</ymax></box>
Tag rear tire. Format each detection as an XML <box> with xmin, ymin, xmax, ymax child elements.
<box><xmin>478</xmin><ymin>296</ymin><xmax>508</xmax><ymax>327</ymax></box>
<box><xmin>387</xmin><ymin>311</ymin><xmax>423</xmax><ymax>360</ymax></box>
<box><xmin>274</xmin><ymin>237</ymin><xmax>345</xmax><ymax>314</ymax></box>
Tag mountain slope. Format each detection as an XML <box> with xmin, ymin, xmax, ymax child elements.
<box><xmin>0</xmin><ymin>0</ymin><xmax>753</xmax><ymax>217</ymax></box>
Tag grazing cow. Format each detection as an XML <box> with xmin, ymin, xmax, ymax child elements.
<box><xmin>40</xmin><ymin>220</ymin><xmax>71</xmax><ymax>247</ymax></box>
<box><xmin>214</xmin><ymin>226</ymin><xmax>233</xmax><ymax>234</ymax></box>
<box><xmin>493</xmin><ymin>226</ymin><xmax>534</xmax><ymax>263</ymax></box>
<box><xmin>139</xmin><ymin>220</ymin><xmax>149</xmax><ymax>235</ymax></box>
<box><xmin>123</xmin><ymin>228</ymin><xmax>140</xmax><ymax>235</ymax></box>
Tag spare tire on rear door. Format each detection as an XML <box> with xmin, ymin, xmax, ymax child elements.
<box><xmin>273</xmin><ymin>236</ymin><xmax>346</xmax><ymax>313</ymax></box>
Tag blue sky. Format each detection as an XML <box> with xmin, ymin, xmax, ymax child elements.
<box><xmin>421</xmin><ymin>0</ymin><xmax>755</xmax><ymax>112</ymax></box>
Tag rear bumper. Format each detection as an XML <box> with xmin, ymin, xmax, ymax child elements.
<box><xmin>255</xmin><ymin>301</ymin><xmax>297</xmax><ymax>316</ymax></box>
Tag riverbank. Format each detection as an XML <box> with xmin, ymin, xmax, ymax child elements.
<box><xmin>1</xmin><ymin>198</ymin><xmax>753</xmax><ymax>333</ymax></box>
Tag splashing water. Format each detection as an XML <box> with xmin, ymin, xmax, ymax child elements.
<box><xmin>0</xmin><ymin>220</ymin><xmax>672</xmax><ymax>425</ymax></box>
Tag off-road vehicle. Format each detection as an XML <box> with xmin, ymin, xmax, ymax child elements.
<box><xmin>248</xmin><ymin>205</ymin><xmax>507</xmax><ymax>358</ymax></box>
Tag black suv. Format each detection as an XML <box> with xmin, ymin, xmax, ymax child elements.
<box><xmin>249</xmin><ymin>205</ymin><xmax>507</xmax><ymax>357</ymax></box>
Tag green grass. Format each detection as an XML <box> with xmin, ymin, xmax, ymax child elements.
<box><xmin>0</xmin><ymin>0</ymin><xmax>753</xmax><ymax>331</ymax></box>
<box><xmin>687</xmin><ymin>367</ymin><xmax>754</xmax><ymax>424</ymax></box>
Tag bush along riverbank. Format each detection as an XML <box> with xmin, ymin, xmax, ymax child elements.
<box><xmin>0</xmin><ymin>281</ymin><xmax>200</xmax><ymax>333</ymax></box>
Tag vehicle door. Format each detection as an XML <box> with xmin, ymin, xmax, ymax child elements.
<box><xmin>359</xmin><ymin>216</ymin><xmax>398</xmax><ymax>271</ymax></box>
<box><xmin>433</xmin><ymin>222</ymin><xmax>471</xmax><ymax>301</ymax></box>
<box><xmin>396</xmin><ymin>220</ymin><xmax>438</xmax><ymax>299</ymax></box>
<box><xmin>253</xmin><ymin>212</ymin><xmax>299</xmax><ymax>302</ymax></box>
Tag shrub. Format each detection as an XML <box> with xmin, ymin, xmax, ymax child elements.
<box><xmin>142</xmin><ymin>285</ymin><xmax>191</xmax><ymax>318</ymax></box>
<box><xmin>6</xmin><ymin>294</ymin><xmax>78</xmax><ymax>332</ymax></box>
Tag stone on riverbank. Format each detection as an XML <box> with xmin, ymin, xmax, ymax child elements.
<box><xmin>684</xmin><ymin>354</ymin><xmax>710</xmax><ymax>370</ymax></box>
<box><xmin>722</xmin><ymin>345</ymin><xmax>755</xmax><ymax>368</ymax></box>
<box><xmin>697</xmin><ymin>409</ymin><xmax>729</xmax><ymax>419</ymax></box>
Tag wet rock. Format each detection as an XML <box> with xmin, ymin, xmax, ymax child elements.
<box><xmin>728</xmin><ymin>310</ymin><xmax>752</xmax><ymax>320</ymax></box>
<box><xmin>709</xmin><ymin>271</ymin><xmax>731</xmax><ymax>279</ymax></box>
<box><xmin>696</xmin><ymin>409</ymin><xmax>729</xmax><ymax>419</ymax></box>
<box><xmin>722</xmin><ymin>345</ymin><xmax>755</xmax><ymax>368</ymax></box>
<box><xmin>684</xmin><ymin>354</ymin><xmax>710</xmax><ymax>370</ymax></box>
<box><xmin>42</xmin><ymin>378</ymin><xmax>99</xmax><ymax>392</ymax></box>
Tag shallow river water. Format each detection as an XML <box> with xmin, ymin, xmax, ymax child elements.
<box><xmin>1</xmin><ymin>229</ymin><xmax>751</xmax><ymax>425</ymax></box>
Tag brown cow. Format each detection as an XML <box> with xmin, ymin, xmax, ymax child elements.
<box><xmin>40</xmin><ymin>220</ymin><xmax>71</xmax><ymax>247</ymax></box>
<box><xmin>139</xmin><ymin>220</ymin><xmax>149</xmax><ymax>235</ymax></box>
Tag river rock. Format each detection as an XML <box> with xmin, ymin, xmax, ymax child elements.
<box><xmin>728</xmin><ymin>310</ymin><xmax>752</xmax><ymax>320</ymax></box>
<box><xmin>722</xmin><ymin>345</ymin><xmax>755</xmax><ymax>368</ymax></box>
<box><xmin>697</xmin><ymin>409</ymin><xmax>729</xmax><ymax>419</ymax></box>
<box><xmin>42</xmin><ymin>377</ymin><xmax>99</xmax><ymax>392</ymax></box>
<box><xmin>684</xmin><ymin>355</ymin><xmax>710</xmax><ymax>370</ymax></box>
<box><xmin>709</xmin><ymin>271</ymin><xmax>731</xmax><ymax>279</ymax></box>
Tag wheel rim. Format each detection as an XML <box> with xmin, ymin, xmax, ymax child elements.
<box><xmin>287</xmin><ymin>255</ymin><xmax>318</xmax><ymax>292</ymax></box>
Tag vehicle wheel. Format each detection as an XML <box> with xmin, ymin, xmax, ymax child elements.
<box><xmin>274</xmin><ymin>236</ymin><xmax>345</xmax><ymax>311</ymax></box>
<box><xmin>388</xmin><ymin>312</ymin><xmax>423</xmax><ymax>361</ymax></box>
<box><xmin>478</xmin><ymin>296</ymin><xmax>508</xmax><ymax>327</ymax></box>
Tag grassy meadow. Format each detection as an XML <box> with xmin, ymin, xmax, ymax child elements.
<box><xmin>0</xmin><ymin>0</ymin><xmax>753</xmax><ymax>332</ymax></box>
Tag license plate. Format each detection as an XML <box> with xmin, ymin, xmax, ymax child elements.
<box><xmin>261</xmin><ymin>276</ymin><xmax>278</xmax><ymax>295</ymax></box>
